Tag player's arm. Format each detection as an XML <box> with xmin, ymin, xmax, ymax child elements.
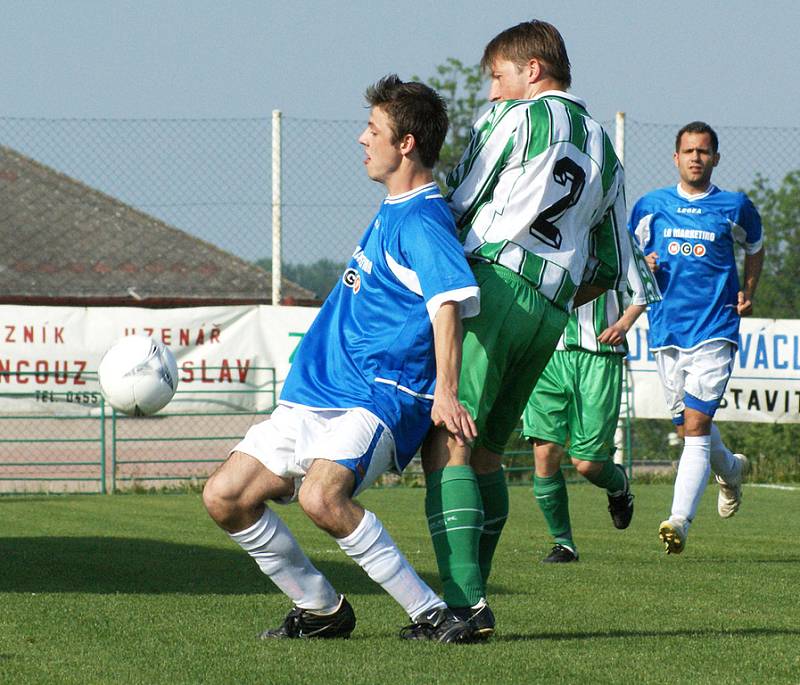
<box><xmin>738</xmin><ymin>247</ymin><xmax>765</xmax><ymax>316</ymax></box>
<box><xmin>734</xmin><ymin>194</ymin><xmax>765</xmax><ymax>317</ymax></box>
<box><xmin>597</xmin><ymin>227</ymin><xmax>660</xmax><ymax>345</ymax></box>
<box><xmin>431</xmin><ymin>302</ymin><xmax>477</xmax><ymax>445</ymax></box>
<box><xmin>597</xmin><ymin>303</ymin><xmax>647</xmax><ymax>346</ymax></box>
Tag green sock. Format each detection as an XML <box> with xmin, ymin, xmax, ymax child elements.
<box><xmin>583</xmin><ymin>459</ymin><xmax>625</xmax><ymax>494</ymax></box>
<box><xmin>476</xmin><ymin>468</ymin><xmax>509</xmax><ymax>588</ymax></box>
<box><xmin>533</xmin><ymin>470</ymin><xmax>574</xmax><ymax>549</ymax></box>
<box><xmin>425</xmin><ymin>465</ymin><xmax>484</xmax><ymax>607</ymax></box>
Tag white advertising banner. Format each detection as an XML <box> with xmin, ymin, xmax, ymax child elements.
<box><xmin>627</xmin><ymin>315</ymin><xmax>800</xmax><ymax>423</ymax></box>
<box><xmin>3</xmin><ymin>305</ymin><xmax>799</xmax><ymax>423</ymax></box>
<box><xmin>0</xmin><ymin>304</ymin><xmax>320</xmax><ymax>414</ymax></box>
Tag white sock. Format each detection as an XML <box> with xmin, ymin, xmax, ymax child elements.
<box><xmin>229</xmin><ymin>508</ymin><xmax>339</xmax><ymax>613</ymax></box>
<box><xmin>336</xmin><ymin>510</ymin><xmax>444</xmax><ymax>620</ymax></box>
<box><xmin>671</xmin><ymin>435</ymin><xmax>711</xmax><ymax>524</ymax></box>
<box><xmin>709</xmin><ymin>424</ymin><xmax>737</xmax><ymax>481</ymax></box>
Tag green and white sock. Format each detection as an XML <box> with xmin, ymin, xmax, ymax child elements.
<box><xmin>476</xmin><ymin>468</ymin><xmax>508</xmax><ymax>587</ymax></box>
<box><xmin>583</xmin><ymin>458</ymin><xmax>626</xmax><ymax>494</ymax></box>
<box><xmin>533</xmin><ymin>470</ymin><xmax>574</xmax><ymax>550</ymax></box>
<box><xmin>425</xmin><ymin>465</ymin><xmax>484</xmax><ymax>608</ymax></box>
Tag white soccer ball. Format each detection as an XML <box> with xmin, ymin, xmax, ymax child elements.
<box><xmin>98</xmin><ymin>335</ymin><xmax>179</xmax><ymax>416</ymax></box>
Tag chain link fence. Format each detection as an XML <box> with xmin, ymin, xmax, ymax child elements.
<box><xmin>2</xmin><ymin>113</ymin><xmax>798</xmax><ymax>492</ymax></box>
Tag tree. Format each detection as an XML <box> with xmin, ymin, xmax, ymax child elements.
<box><xmin>742</xmin><ymin>170</ymin><xmax>800</xmax><ymax>319</ymax></box>
<box><xmin>255</xmin><ymin>257</ymin><xmax>345</xmax><ymax>301</ymax></box>
<box><xmin>415</xmin><ymin>58</ymin><xmax>485</xmax><ymax>188</ymax></box>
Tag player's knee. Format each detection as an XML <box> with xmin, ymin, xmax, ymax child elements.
<box><xmin>202</xmin><ymin>471</ymin><xmax>247</xmax><ymax>525</ymax></box>
<box><xmin>573</xmin><ymin>459</ymin><xmax>601</xmax><ymax>479</ymax></box>
<box><xmin>298</xmin><ymin>479</ymin><xmax>343</xmax><ymax>530</ymax></box>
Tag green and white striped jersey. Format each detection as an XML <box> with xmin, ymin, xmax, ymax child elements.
<box><xmin>559</xmin><ymin>291</ymin><xmax>628</xmax><ymax>354</ymax></box>
<box><xmin>559</xmin><ymin>236</ymin><xmax>661</xmax><ymax>354</ymax></box>
<box><xmin>447</xmin><ymin>90</ymin><xmax>650</xmax><ymax>312</ymax></box>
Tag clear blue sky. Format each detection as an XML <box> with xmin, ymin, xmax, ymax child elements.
<box><xmin>2</xmin><ymin>0</ymin><xmax>799</xmax><ymax>127</ymax></box>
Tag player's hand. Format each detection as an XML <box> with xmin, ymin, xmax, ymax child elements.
<box><xmin>737</xmin><ymin>290</ymin><xmax>753</xmax><ymax>316</ymax></box>
<box><xmin>645</xmin><ymin>252</ymin><xmax>659</xmax><ymax>273</ymax></box>
<box><xmin>431</xmin><ymin>391</ymin><xmax>477</xmax><ymax>446</ymax></box>
<box><xmin>598</xmin><ymin>322</ymin><xmax>626</xmax><ymax>346</ymax></box>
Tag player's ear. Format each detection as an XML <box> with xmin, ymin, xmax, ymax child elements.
<box><xmin>673</xmin><ymin>151</ymin><xmax>680</xmax><ymax>168</ymax></box>
<box><xmin>527</xmin><ymin>58</ymin><xmax>542</xmax><ymax>83</ymax></box>
<box><xmin>398</xmin><ymin>133</ymin><xmax>416</xmax><ymax>157</ymax></box>
<box><xmin>712</xmin><ymin>151</ymin><xmax>720</xmax><ymax>167</ymax></box>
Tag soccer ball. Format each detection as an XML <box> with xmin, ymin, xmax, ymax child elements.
<box><xmin>98</xmin><ymin>335</ymin><xmax>179</xmax><ymax>416</ymax></box>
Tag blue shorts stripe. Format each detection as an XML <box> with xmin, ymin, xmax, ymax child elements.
<box><xmin>335</xmin><ymin>424</ymin><xmax>384</xmax><ymax>490</ymax></box>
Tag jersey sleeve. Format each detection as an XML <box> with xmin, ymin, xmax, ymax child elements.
<box><xmin>732</xmin><ymin>193</ymin><xmax>763</xmax><ymax>255</ymax></box>
<box><xmin>582</xmin><ymin>176</ymin><xmax>629</xmax><ymax>291</ymax></box>
<box><xmin>625</xmin><ymin>234</ymin><xmax>662</xmax><ymax>305</ymax></box>
<box><xmin>628</xmin><ymin>197</ymin><xmax>654</xmax><ymax>250</ymax></box>
<box><xmin>393</xmin><ymin>207</ymin><xmax>480</xmax><ymax>323</ymax></box>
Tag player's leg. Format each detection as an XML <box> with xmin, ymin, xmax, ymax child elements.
<box><xmin>420</xmin><ymin>263</ymin><xmax>505</xmax><ymax>613</ymax></box>
<box><xmin>422</xmin><ymin>425</ymin><xmax>483</xmax><ymax>609</ymax></box>
<box><xmin>567</xmin><ymin>352</ymin><xmax>633</xmax><ymax>530</ymax></box>
<box><xmin>521</xmin><ymin>353</ymin><xmax>575</xmax><ymax>561</ymax></box>
<box><xmin>471</xmin><ymin>275</ymin><xmax>569</xmax><ymax>573</ymax></box>
<box><xmin>297</xmin><ymin>413</ymin><xmax>470</xmax><ymax>642</ymax></box>
<box><xmin>203</xmin><ymin>408</ymin><xmax>345</xmax><ymax>633</ymax></box>
<box><xmin>534</xmin><ymin>441</ymin><xmax>578</xmax><ymax>562</ymax></box>
<box><xmin>709</xmin><ymin>422</ymin><xmax>749</xmax><ymax>518</ymax></box>
<box><xmin>423</xmin><ymin>265</ymin><xmax>566</xmax><ymax>624</ymax></box>
<box><xmin>660</xmin><ymin>342</ymin><xmax>735</xmax><ymax>552</ymax></box>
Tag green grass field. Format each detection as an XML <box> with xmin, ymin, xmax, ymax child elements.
<box><xmin>1</xmin><ymin>483</ymin><xmax>799</xmax><ymax>684</ymax></box>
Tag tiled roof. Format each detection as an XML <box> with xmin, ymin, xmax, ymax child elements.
<box><xmin>0</xmin><ymin>144</ymin><xmax>313</xmax><ymax>305</ymax></box>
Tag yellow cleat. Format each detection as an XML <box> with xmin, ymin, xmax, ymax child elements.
<box><xmin>658</xmin><ymin>519</ymin><xmax>687</xmax><ymax>555</ymax></box>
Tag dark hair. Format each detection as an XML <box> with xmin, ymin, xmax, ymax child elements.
<box><xmin>675</xmin><ymin>121</ymin><xmax>719</xmax><ymax>153</ymax></box>
<box><xmin>364</xmin><ymin>74</ymin><xmax>448</xmax><ymax>168</ymax></box>
<box><xmin>481</xmin><ymin>20</ymin><xmax>571</xmax><ymax>89</ymax></box>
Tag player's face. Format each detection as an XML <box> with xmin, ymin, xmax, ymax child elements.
<box><xmin>488</xmin><ymin>58</ymin><xmax>533</xmax><ymax>102</ymax></box>
<box><xmin>674</xmin><ymin>132</ymin><xmax>719</xmax><ymax>191</ymax></box>
<box><xmin>358</xmin><ymin>106</ymin><xmax>403</xmax><ymax>185</ymax></box>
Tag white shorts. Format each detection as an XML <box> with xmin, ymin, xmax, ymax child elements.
<box><xmin>654</xmin><ymin>340</ymin><xmax>736</xmax><ymax>421</ymax></box>
<box><xmin>231</xmin><ymin>403</ymin><xmax>396</xmax><ymax>501</ymax></box>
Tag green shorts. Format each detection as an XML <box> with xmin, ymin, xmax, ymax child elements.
<box><xmin>459</xmin><ymin>262</ymin><xmax>569</xmax><ymax>454</ymax></box>
<box><xmin>522</xmin><ymin>349</ymin><xmax>623</xmax><ymax>461</ymax></box>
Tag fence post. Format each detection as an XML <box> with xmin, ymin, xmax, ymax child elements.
<box><xmin>614</xmin><ymin>111</ymin><xmax>629</xmax><ymax>470</ymax></box>
<box><xmin>271</xmin><ymin>110</ymin><xmax>283</xmax><ymax>305</ymax></box>
<box><xmin>615</xmin><ymin>111</ymin><xmax>625</xmax><ymax>164</ymax></box>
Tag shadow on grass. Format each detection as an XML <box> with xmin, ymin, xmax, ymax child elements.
<box><xmin>498</xmin><ymin>626</ymin><xmax>800</xmax><ymax>642</ymax></box>
<box><xmin>0</xmin><ymin>537</ymin><xmax>424</xmax><ymax>595</ymax></box>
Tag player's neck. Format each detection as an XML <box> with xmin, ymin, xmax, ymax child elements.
<box><xmin>678</xmin><ymin>180</ymin><xmax>713</xmax><ymax>196</ymax></box>
<box><xmin>384</xmin><ymin>165</ymin><xmax>434</xmax><ymax>196</ymax></box>
<box><xmin>525</xmin><ymin>78</ymin><xmax>566</xmax><ymax>99</ymax></box>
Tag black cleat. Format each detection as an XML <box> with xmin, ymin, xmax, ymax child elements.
<box><xmin>542</xmin><ymin>543</ymin><xmax>579</xmax><ymax>563</ymax></box>
<box><xmin>399</xmin><ymin>607</ymin><xmax>473</xmax><ymax>643</ymax></box>
<box><xmin>451</xmin><ymin>601</ymin><xmax>496</xmax><ymax>640</ymax></box>
<box><xmin>259</xmin><ymin>595</ymin><xmax>356</xmax><ymax>639</ymax></box>
<box><xmin>607</xmin><ymin>464</ymin><xmax>634</xmax><ymax>530</ymax></box>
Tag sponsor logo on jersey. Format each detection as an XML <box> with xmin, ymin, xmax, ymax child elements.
<box><xmin>342</xmin><ymin>268</ymin><xmax>361</xmax><ymax>294</ymax></box>
<box><xmin>693</xmin><ymin>243</ymin><xmax>706</xmax><ymax>257</ymax></box>
<box><xmin>676</xmin><ymin>207</ymin><xmax>702</xmax><ymax>214</ymax></box>
<box><xmin>352</xmin><ymin>246</ymin><xmax>373</xmax><ymax>274</ymax></box>
<box><xmin>664</xmin><ymin>227</ymin><xmax>715</xmax><ymax>241</ymax></box>
<box><xmin>680</xmin><ymin>243</ymin><xmax>692</xmax><ymax>256</ymax></box>
<box><xmin>668</xmin><ymin>241</ymin><xmax>680</xmax><ymax>255</ymax></box>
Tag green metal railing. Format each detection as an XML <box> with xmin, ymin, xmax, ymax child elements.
<box><xmin>0</xmin><ymin>367</ymin><xmax>277</xmax><ymax>494</ymax></box>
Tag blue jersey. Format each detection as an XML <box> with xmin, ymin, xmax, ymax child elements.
<box><xmin>281</xmin><ymin>182</ymin><xmax>480</xmax><ymax>469</ymax></box>
<box><xmin>629</xmin><ymin>184</ymin><xmax>762</xmax><ymax>350</ymax></box>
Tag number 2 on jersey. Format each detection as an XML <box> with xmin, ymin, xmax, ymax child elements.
<box><xmin>529</xmin><ymin>157</ymin><xmax>586</xmax><ymax>249</ymax></box>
